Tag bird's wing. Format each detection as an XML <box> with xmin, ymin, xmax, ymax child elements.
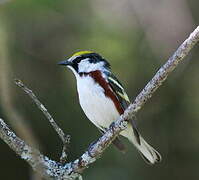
<box><xmin>107</xmin><ymin>73</ymin><xmax>130</xmax><ymax>110</ymax></box>
<box><xmin>107</xmin><ymin>72</ymin><xmax>141</xmax><ymax>144</ymax></box>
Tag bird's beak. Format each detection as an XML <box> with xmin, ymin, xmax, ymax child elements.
<box><xmin>57</xmin><ymin>60</ymin><xmax>73</xmax><ymax>66</ymax></box>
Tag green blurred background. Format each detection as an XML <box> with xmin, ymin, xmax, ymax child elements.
<box><xmin>0</xmin><ymin>0</ymin><xmax>199</xmax><ymax>179</ymax></box>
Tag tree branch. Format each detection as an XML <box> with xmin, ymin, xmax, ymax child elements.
<box><xmin>0</xmin><ymin>118</ymin><xmax>79</xmax><ymax>180</ymax></box>
<box><xmin>0</xmin><ymin>26</ymin><xmax>199</xmax><ymax>179</ymax></box>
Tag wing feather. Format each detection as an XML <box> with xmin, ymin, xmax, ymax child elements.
<box><xmin>107</xmin><ymin>73</ymin><xmax>130</xmax><ymax>110</ymax></box>
<box><xmin>106</xmin><ymin>72</ymin><xmax>141</xmax><ymax>145</ymax></box>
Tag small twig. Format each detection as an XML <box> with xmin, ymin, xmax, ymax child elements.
<box><xmin>14</xmin><ymin>79</ymin><xmax>70</xmax><ymax>163</ymax></box>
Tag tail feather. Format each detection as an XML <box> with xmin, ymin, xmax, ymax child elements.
<box><xmin>137</xmin><ymin>136</ymin><xmax>161</xmax><ymax>164</ymax></box>
<box><xmin>120</xmin><ymin>125</ymin><xmax>161</xmax><ymax>164</ymax></box>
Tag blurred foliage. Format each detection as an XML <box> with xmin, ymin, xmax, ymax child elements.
<box><xmin>0</xmin><ymin>0</ymin><xmax>199</xmax><ymax>179</ymax></box>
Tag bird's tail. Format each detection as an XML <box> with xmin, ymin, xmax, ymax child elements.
<box><xmin>120</xmin><ymin>125</ymin><xmax>161</xmax><ymax>164</ymax></box>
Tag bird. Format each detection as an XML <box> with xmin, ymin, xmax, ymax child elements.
<box><xmin>58</xmin><ymin>51</ymin><xmax>161</xmax><ymax>164</ymax></box>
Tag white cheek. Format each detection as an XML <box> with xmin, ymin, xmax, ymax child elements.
<box><xmin>78</xmin><ymin>59</ymin><xmax>90</xmax><ymax>72</ymax></box>
<box><xmin>78</xmin><ymin>59</ymin><xmax>104</xmax><ymax>73</ymax></box>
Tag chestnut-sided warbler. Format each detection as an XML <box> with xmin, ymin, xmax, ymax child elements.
<box><xmin>58</xmin><ymin>51</ymin><xmax>161</xmax><ymax>164</ymax></box>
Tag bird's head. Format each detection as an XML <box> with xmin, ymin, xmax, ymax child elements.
<box><xmin>58</xmin><ymin>51</ymin><xmax>110</xmax><ymax>76</ymax></box>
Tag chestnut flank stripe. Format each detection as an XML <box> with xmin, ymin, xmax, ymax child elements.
<box><xmin>80</xmin><ymin>71</ymin><xmax>124</xmax><ymax>115</ymax></box>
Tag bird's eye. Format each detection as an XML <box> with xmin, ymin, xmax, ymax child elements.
<box><xmin>74</xmin><ymin>57</ymin><xmax>82</xmax><ymax>64</ymax></box>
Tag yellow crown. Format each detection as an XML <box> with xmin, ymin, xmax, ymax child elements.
<box><xmin>72</xmin><ymin>51</ymin><xmax>93</xmax><ymax>57</ymax></box>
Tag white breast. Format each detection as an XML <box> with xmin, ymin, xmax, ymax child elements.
<box><xmin>76</xmin><ymin>75</ymin><xmax>120</xmax><ymax>130</ymax></box>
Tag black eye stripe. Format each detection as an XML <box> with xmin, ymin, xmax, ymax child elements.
<box><xmin>71</xmin><ymin>53</ymin><xmax>111</xmax><ymax>73</ymax></box>
<box><xmin>74</xmin><ymin>57</ymin><xmax>82</xmax><ymax>64</ymax></box>
<box><xmin>71</xmin><ymin>57</ymin><xmax>83</xmax><ymax>72</ymax></box>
